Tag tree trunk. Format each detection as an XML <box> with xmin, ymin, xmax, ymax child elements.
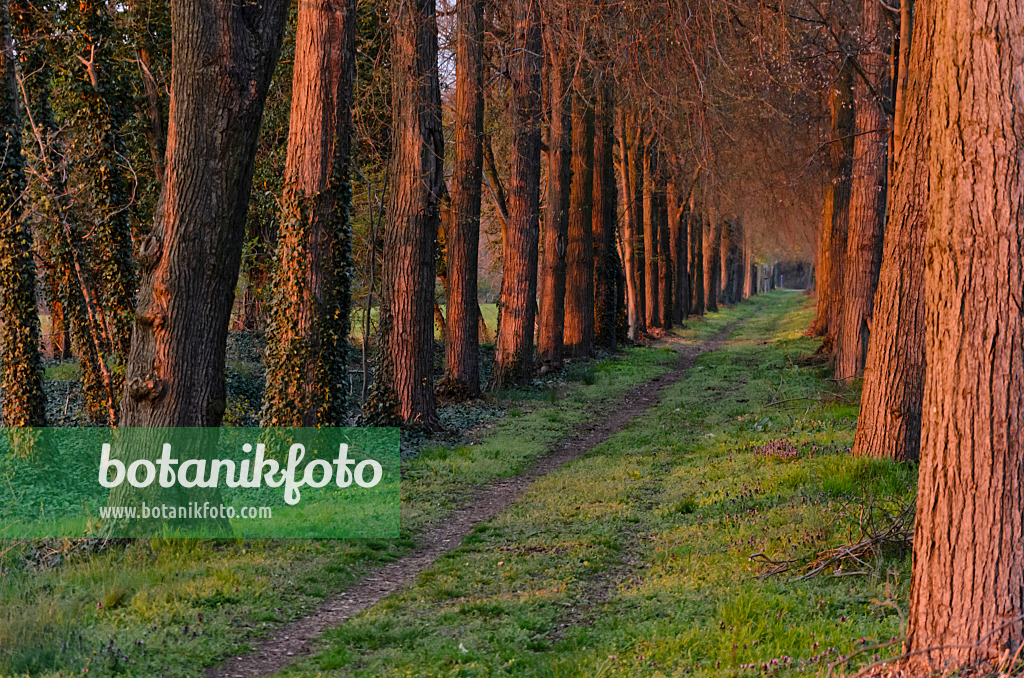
<box><xmin>703</xmin><ymin>215</ymin><xmax>720</xmax><ymax>312</ymax></box>
<box><xmin>835</xmin><ymin>3</ymin><xmax>890</xmax><ymax>380</ymax></box>
<box><xmin>493</xmin><ymin>0</ymin><xmax>542</xmax><ymax>388</ymax></box>
<box><xmin>0</xmin><ymin>0</ymin><xmax>46</xmax><ymax>426</ymax></box>
<box><xmin>642</xmin><ymin>137</ymin><xmax>660</xmax><ymax>328</ymax></box>
<box><xmin>657</xmin><ymin>171</ymin><xmax>672</xmax><ymax>329</ymax></box>
<box><xmin>119</xmin><ymin>0</ymin><xmax>288</xmax><ymax>428</ymax></box>
<box><xmin>853</xmin><ymin>0</ymin><xmax>925</xmax><ymax>462</ymax></box>
<box><xmin>537</xmin><ymin>35</ymin><xmax>571</xmax><ymax>371</ymax></box>
<box><xmin>262</xmin><ymin>0</ymin><xmax>356</xmax><ymax>427</ymax></box>
<box><xmin>564</xmin><ymin>73</ymin><xmax>595</xmax><ymax>357</ymax></box>
<box><xmin>442</xmin><ymin>0</ymin><xmax>485</xmax><ymax>396</ymax></box>
<box><xmin>592</xmin><ymin>74</ymin><xmax>617</xmax><ymax>351</ymax></box>
<box><xmin>668</xmin><ymin>181</ymin><xmax>689</xmax><ymax>324</ymax></box>
<box><xmin>906</xmin><ymin>0</ymin><xmax>1024</xmax><ymax>668</ymax></box>
<box><xmin>690</xmin><ymin>207</ymin><xmax>704</xmax><ymax>314</ymax></box>
<box><xmin>616</xmin><ymin>109</ymin><xmax>643</xmax><ymax>340</ymax></box>
<box><xmin>368</xmin><ymin>0</ymin><xmax>444</xmax><ymax>425</ymax></box>
<box><xmin>823</xmin><ymin>62</ymin><xmax>856</xmax><ymax>352</ymax></box>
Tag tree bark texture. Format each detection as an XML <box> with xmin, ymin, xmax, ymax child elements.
<box><xmin>835</xmin><ymin>3</ymin><xmax>890</xmax><ymax>380</ymax></box>
<box><xmin>262</xmin><ymin>0</ymin><xmax>356</xmax><ymax>427</ymax></box>
<box><xmin>119</xmin><ymin>0</ymin><xmax>287</xmax><ymax>428</ymax></box>
<box><xmin>906</xmin><ymin>0</ymin><xmax>1024</xmax><ymax>668</ymax></box>
<box><xmin>642</xmin><ymin>138</ymin><xmax>661</xmax><ymax>328</ymax></box>
<box><xmin>441</xmin><ymin>0</ymin><xmax>485</xmax><ymax>396</ymax></box>
<box><xmin>616</xmin><ymin>109</ymin><xmax>643</xmax><ymax>340</ymax></box>
<box><xmin>564</xmin><ymin>75</ymin><xmax>595</xmax><ymax>357</ymax></box>
<box><xmin>703</xmin><ymin>215</ymin><xmax>721</xmax><ymax>313</ymax></box>
<box><xmin>824</xmin><ymin>62</ymin><xmax>856</xmax><ymax>351</ymax></box>
<box><xmin>690</xmin><ymin>208</ymin><xmax>704</xmax><ymax>315</ymax></box>
<box><xmin>657</xmin><ymin>172</ymin><xmax>672</xmax><ymax>329</ymax></box>
<box><xmin>592</xmin><ymin>74</ymin><xmax>617</xmax><ymax>351</ymax></box>
<box><xmin>537</xmin><ymin>38</ymin><xmax>571</xmax><ymax>370</ymax></box>
<box><xmin>368</xmin><ymin>0</ymin><xmax>444</xmax><ymax>425</ymax></box>
<box><xmin>853</xmin><ymin>0</ymin><xmax>926</xmax><ymax>462</ymax></box>
<box><xmin>668</xmin><ymin>181</ymin><xmax>689</xmax><ymax>324</ymax></box>
<box><xmin>493</xmin><ymin>0</ymin><xmax>542</xmax><ymax>388</ymax></box>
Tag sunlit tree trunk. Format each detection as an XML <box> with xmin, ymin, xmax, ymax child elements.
<box><xmin>592</xmin><ymin>74</ymin><xmax>617</xmax><ymax>351</ymax></box>
<box><xmin>703</xmin><ymin>215</ymin><xmax>720</xmax><ymax>312</ymax></box>
<box><xmin>0</xmin><ymin>0</ymin><xmax>46</xmax><ymax>426</ymax></box>
<box><xmin>119</xmin><ymin>0</ymin><xmax>288</xmax><ymax>428</ymax></box>
<box><xmin>907</xmin><ymin>0</ymin><xmax>1024</xmax><ymax>668</ymax></box>
<box><xmin>616</xmin><ymin>109</ymin><xmax>643</xmax><ymax>340</ymax></box>
<box><xmin>441</xmin><ymin>0</ymin><xmax>485</xmax><ymax>396</ymax></box>
<box><xmin>262</xmin><ymin>0</ymin><xmax>356</xmax><ymax>427</ymax></box>
<box><xmin>690</xmin><ymin>206</ymin><xmax>704</xmax><ymax>315</ymax></box>
<box><xmin>823</xmin><ymin>62</ymin><xmax>856</xmax><ymax>352</ymax></box>
<box><xmin>642</xmin><ymin>137</ymin><xmax>660</xmax><ymax>328</ymax></box>
<box><xmin>564</xmin><ymin>73</ymin><xmax>595</xmax><ymax>357</ymax></box>
<box><xmin>369</xmin><ymin>0</ymin><xmax>444</xmax><ymax>425</ymax></box>
<box><xmin>853</xmin><ymin>0</ymin><xmax>925</xmax><ymax>462</ymax></box>
<box><xmin>835</xmin><ymin>1</ymin><xmax>890</xmax><ymax>380</ymax></box>
<box><xmin>493</xmin><ymin>0</ymin><xmax>542</xmax><ymax>388</ymax></box>
<box><xmin>668</xmin><ymin>181</ymin><xmax>688</xmax><ymax>324</ymax></box>
<box><xmin>537</xmin><ymin>29</ymin><xmax>571</xmax><ymax>371</ymax></box>
<box><xmin>657</xmin><ymin>171</ymin><xmax>672</xmax><ymax>329</ymax></box>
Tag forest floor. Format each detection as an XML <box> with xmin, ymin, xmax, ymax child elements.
<box><xmin>2</xmin><ymin>291</ymin><xmax>916</xmax><ymax>678</ymax></box>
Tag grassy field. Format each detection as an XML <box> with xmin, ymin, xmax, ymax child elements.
<box><xmin>0</xmin><ymin>332</ymin><xmax>674</xmax><ymax>677</ymax></box>
<box><xmin>277</xmin><ymin>292</ymin><xmax>915</xmax><ymax>677</ymax></box>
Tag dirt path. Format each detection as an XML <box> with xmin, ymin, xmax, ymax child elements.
<box><xmin>209</xmin><ymin>323</ymin><xmax>742</xmax><ymax>678</ymax></box>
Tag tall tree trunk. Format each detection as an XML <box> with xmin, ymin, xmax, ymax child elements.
<box><xmin>119</xmin><ymin>0</ymin><xmax>288</xmax><ymax>428</ymax></box>
<box><xmin>853</xmin><ymin>0</ymin><xmax>925</xmax><ymax>462</ymax></box>
<box><xmin>368</xmin><ymin>0</ymin><xmax>444</xmax><ymax>425</ymax></box>
<box><xmin>657</xmin><ymin>171</ymin><xmax>672</xmax><ymax>329</ymax></box>
<box><xmin>262</xmin><ymin>0</ymin><xmax>356</xmax><ymax>427</ymax></box>
<box><xmin>835</xmin><ymin>2</ymin><xmax>891</xmax><ymax>380</ymax></box>
<box><xmin>730</xmin><ymin>220</ymin><xmax>744</xmax><ymax>303</ymax></box>
<box><xmin>616</xmin><ymin>109</ymin><xmax>643</xmax><ymax>340</ymax></box>
<box><xmin>537</xmin><ymin>33</ymin><xmax>571</xmax><ymax>371</ymax></box>
<box><xmin>592</xmin><ymin>74</ymin><xmax>617</xmax><ymax>351</ymax></box>
<box><xmin>824</xmin><ymin>62</ymin><xmax>856</xmax><ymax>351</ymax></box>
<box><xmin>642</xmin><ymin>137</ymin><xmax>660</xmax><ymax>328</ymax></box>
<box><xmin>442</xmin><ymin>0</ymin><xmax>485</xmax><ymax>396</ymax></box>
<box><xmin>668</xmin><ymin>181</ymin><xmax>689</xmax><ymax>324</ymax></box>
<box><xmin>690</xmin><ymin>206</ymin><xmax>704</xmax><ymax>314</ymax></box>
<box><xmin>703</xmin><ymin>215</ymin><xmax>720</xmax><ymax>313</ymax></box>
<box><xmin>493</xmin><ymin>0</ymin><xmax>542</xmax><ymax>388</ymax></box>
<box><xmin>906</xmin><ymin>0</ymin><xmax>1024</xmax><ymax>668</ymax></box>
<box><xmin>0</xmin><ymin>0</ymin><xmax>46</xmax><ymax>426</ymax></box>
<box><xmin>564</xmin><ymin>74</ymin><xmax>595</xmax><ymax>357</ymax></box>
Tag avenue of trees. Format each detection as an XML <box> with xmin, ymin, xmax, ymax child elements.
<box><xmin>0</xmin><ymin>0</ymin><xmax>1022</xmax><ymax>671</ymax></box>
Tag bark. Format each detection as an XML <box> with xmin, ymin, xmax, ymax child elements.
<box><xmin>564</xmin><ymin>74</ymin><xmax>595</xmax><ymax>357</ymax></box>
<box><xmin>642</xmin><ymin>137</ymin><xmax>661</xmax><ymax>328</ymax></box>
<box><xmin>657</xmin><ymin>171</ymin><xmax>672</xmax><ymax>329</ymax></box>
<box><xmin>668</xmin><ymin>181</ymin><xmax>689</xmax><ymax>324</ymax></box>
<box><xmin>537</xmin><ymin>34</ymin><xmax>571</xmax><ymax>370</ymax></box>
<box><xmin>262</xmin><ymin>0</ymin><xmax>356</xmax><ymax>427</ymax></box>
<box><xmin>906</xmin><ymin>0</ymin><xmax>1024</xmax><ymax>668</ymax></box>
<box><xmin>853</xmin><ymin>0</ymin><xmax>925</xmax><ymax>462</ymax></box>
<box><xmin>368</xmin><ymin>0</ymin><xmax>444</xmax><ymax>425</ymax></box>
<box><xmin>824</xmin><ymin>62</ymin><xmax>856</xmax><ymax>351</ymax></box>
<box><xmin>442</xmin><ymin>0</ymin><xmax>485</xmax><ymax>396</ymax></box>
<box><xmin>835</xmin><ymin>2</ymin><xmax>891</xmax><ymax>380</ymax></box>
<box><xmin>0</xmin><ymin>0</ymin><xmax>46</xmax><ymax>426</ymax></box>
<box><xmin>592</xmin><ymin>74</ymin><xmax>617</xmax><ymax>351</ymax></box>
<box><xmin>616</xmin><ymin>109</ymin><xmax>643</xmax><ymax>340</ymax></box>
<box><xmin>119</xmin><ymin>0</ymin><xmax>288</xmax><ymax>428</ymax></box>
<box><xmin>690</xmin><ymin>208</ymin><xmax>704</xmax><ymax>314</ymax></box>
<box><xmin>703</xmin><ymin>216</ymin><xmax>721</xmax><ymax>313</ymax></box>
<box><xmin>493</xmin><ymin>0</ymin><xmax>542</xmax><ymax>388</ymax></box>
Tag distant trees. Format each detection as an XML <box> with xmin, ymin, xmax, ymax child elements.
<box><xmin>563</xmin><ymin>71</ymin><xmax>595</xmax><ymax>357</ymax></box>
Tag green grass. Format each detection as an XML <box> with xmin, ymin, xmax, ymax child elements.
<box><xmin>0</xmin><ymin>330</ymin><xmax>673</xmax><ymax>677</ymax></box>
<box><xmin>275</xmin><ymin>291</ymin><xmax>915</xmax><ymax>678</ymax></box>
<box><xmin>351</xmin><ymin>303</ymin><xmax>499</xmax><ymax>341</ymax></box>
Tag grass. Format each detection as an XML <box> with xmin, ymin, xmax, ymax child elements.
<box><xmin>273</xmin><ymin>291</ymin><xmax>915</xmax><ymax>678</ymax></box>
<box><xmin>350</xmin><ymin>303</ymin><xmax>499</xmax><ymax>341</ymax></box>
<box><xmin>0</xmin><ymin>330</ymin><xmax>673</xmax><ymax>677</ymax></box>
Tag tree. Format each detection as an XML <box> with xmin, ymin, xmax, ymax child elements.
<box><xmin>0</xmin><ymin>0</ymin><xmax>46</xmax><ymax>427</ymax></box>
<box><xmin>564</xmin><ymin>72</ymin><xmax>595</xmax><ymax>357</ymax></box>
<box><xmin>592</xmin><ymin>74</ymin><xmax>617</xmax><ymax>351</ymax></box>
<box><xmin>668</xmin><ymin>179</ymin><xmax>689</xmax><ymax>324</ymax></box>
<box><xmin>119</xmin><ymin>0</ymin><xmax>288</xmax><ymax>428</ymax></box>
<box><xmin>616</xmin><ymin>109</ymin><xmax>644</xmax><ymax>340</ymax></box>
<box><xmin>657</xmin><ymin>169</ymin><xmax>672</xmax><ymax>329</ymax></box>
<box><xmin>442</xmin><ymin>0</ymin><xmax>485</xmax><ymax>396</ymax></box>
<box><xmin>906</xmin><ymin>0</ymin><xmax>1024</xmax><ymax>668</ymax></box>
<box><xmin>493</xmin><ymin>0</ymin><xmax>542</xmax><ymax>388</ymax></box>
<box><xmin>642</xmin><ymin>136</ymin><xmax>661</xmax><ymax>328</ymax></box>
<box><xmin>368</xmin><ymin>0</ymin><xmax>444</xmax><ymax>424</ymax></box>
<box><xmin>852</xmin><ymin>0</ymin><xmax>926</xmax><ymax>462</ymax></box>
<box><xmin>690</xmin><ymin>207</ymin><xmax>704</xmax><ymax>314</ymax></box>
<box><xmin>834</xmin><ymin>1</ymin><xmax>890</xmax><ymax>380</ymax></box>
<box><xmin>537</xmin><ymin>21</ymin><xmax>571</xmax><ymax>371</ymax></box>
<box><xmin>262</xmin><ymin>0</ymin><xmax>357</xmax><ymax>427</ymax></box>
<box><xmin>703</xmin><ymin>215</ymin><xmax>721</xmax><ymax>312</ymax></box>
